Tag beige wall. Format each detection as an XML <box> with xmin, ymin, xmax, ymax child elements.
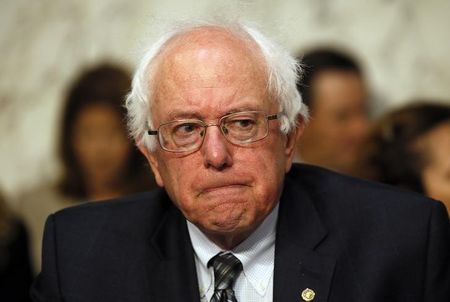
<box><xmin>1</xmin><ymin>0</ymin><xmax>450</xmax><ymax>201</ymax></box>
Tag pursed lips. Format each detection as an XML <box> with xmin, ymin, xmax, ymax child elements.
<box><xmin>197</xmin><ymin>180</ymin><xmax>251</xmax><ymax>197</ymax></box>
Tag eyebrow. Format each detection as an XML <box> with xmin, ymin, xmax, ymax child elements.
<box><xmin>164</xmin><ymin>110</ymin><xmax>203</xmax><ymax>122</ymax></box>
<box><xmin>225</xmin><ymin>106</ymin><xmax>261</xmax><ymax>114</ymax></box>
<box><xmin>164</xmin><ymin>105</ymin><xmax>265</xmax><ymax>121</ymax></box>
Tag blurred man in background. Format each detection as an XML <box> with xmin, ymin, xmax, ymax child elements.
<box><xmin>296</xmin><ymin>48</ymin><xmax>371</xmax><ymax>177</ymax></box>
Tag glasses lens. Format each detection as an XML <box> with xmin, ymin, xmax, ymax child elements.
<box><xmin>222</xmin><ymin>111</ymin><xmax>267</xmax><ymax>144</ymax></box>
<box><xmin>159</xmin><ymin>121</ymin><xmax>203</xmax><ymax>151</ymax></box>
<box><xmin>155</xmin><ymin>111</ymin><xmax>275</xmax><ymax>152</ymax></box>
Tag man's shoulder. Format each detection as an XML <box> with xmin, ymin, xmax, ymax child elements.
<box><xmin>284</xmin><ymin>164</ymin><xmax>449</xmax><ymax>254</ymax></box>
<box><xmin>55</xmin><ymin>189</ymin><xmax>167</xmax><ymax>214</ymax></box>
<box><xmin>49</xmin><ymin>189</ymin><xmax>171</xmax><ymax>235</ymax></box>
<box><xmin>287</xmin><ymin>163</ymin><xmax>445</xmax><ymax>219</ymax></box>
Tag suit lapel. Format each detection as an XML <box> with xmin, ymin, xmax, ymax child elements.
<box><xmin>148</xmin><ymin>197</ymin><xmax>200</xmax><ymax>302</ymax></box>
<box><xmin>273</xmin><ymin>177</ymin><xmax>336</xmax><ymax>302</ymax></box>
<box><xmin>145</xmin><ymin>172</ymin><xmax>336</xmax><ymax>302</ymax></box>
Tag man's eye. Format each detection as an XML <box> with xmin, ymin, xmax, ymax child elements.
<box><xmin>233</xmin><ymin>119</ymin><xmax>255</xmax><ymax>129</ymax></box>
<box><xmin>173</xmin><ymin>123</ymin><xmax>199</xmax><ymax>135</ymax></box>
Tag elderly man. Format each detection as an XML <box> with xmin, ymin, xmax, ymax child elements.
<box><xmin>32</xmin><ymin>21</ymin><xmax>449</xmax><ymax>302</ymax></box>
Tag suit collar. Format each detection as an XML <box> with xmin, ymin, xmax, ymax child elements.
<box><xmin>273</xmin><ymin>175</ymin><xmax>336</xmax><ymax>302</ymax></box>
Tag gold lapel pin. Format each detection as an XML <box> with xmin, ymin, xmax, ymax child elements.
<box><xmin>301</xmin><ymin>288</ymin><xmax>316</xmax><ymax>301</ymax></box>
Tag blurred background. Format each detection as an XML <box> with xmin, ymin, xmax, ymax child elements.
<box><xmin>1</xmin><ymin>0</ymin><xmax>450</xmax><ymax>201</ymax></box>
<box><xmin>1</xmin><ymin>1</ymin><xmax>450</xmax><ymax>298</ymax></box>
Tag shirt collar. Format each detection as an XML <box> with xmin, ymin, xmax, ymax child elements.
<box><xmin>187</xmin><ymin>202</ymin><xmax>279</xmax><ymax>296</ymax></box>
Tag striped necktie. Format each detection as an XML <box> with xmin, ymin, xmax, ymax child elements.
<box><xmin>208</xmin><ymin>252</ymin><xmax>243</xmax><ymax>302</ymax></box>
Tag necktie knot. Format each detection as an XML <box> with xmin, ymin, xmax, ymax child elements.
<box><xmin>208</xmin><ymin>252</ymin><xmax>243</xmax><ymax>301</ymax></box>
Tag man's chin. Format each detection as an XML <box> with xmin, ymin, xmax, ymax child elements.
<box><xmin>197</xmin><ymin>212</ymin><xmax>249</xmax><ymax>236</ymax></box>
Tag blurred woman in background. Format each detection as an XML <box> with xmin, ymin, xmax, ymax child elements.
<box><xmin>366</xmin><ymin>102</ymin><xmax>450</xmax><ymax>215</ymax></box>
<box><xmin>17</xmin><ymin>64</ymin><xmax>156</xmax><ymax>273</ymax></box>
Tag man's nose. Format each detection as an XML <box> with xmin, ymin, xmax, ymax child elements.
<box><xmin>200</xmin><ymin>125</ymin><xmax>233</xmax><ymax>170</ymax></box>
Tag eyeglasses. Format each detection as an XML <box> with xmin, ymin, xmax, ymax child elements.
<box><xmin>147</xmin><ymin>111</ymin><xmax>279</xmax><ymax>153</ymax></box>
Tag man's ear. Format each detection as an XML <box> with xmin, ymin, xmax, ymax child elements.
<box><xmin>294</xmin><ymin>117</ymin><xmax>306</xmax><ymax>143</ymax></box>
<box><xmin>284</xmin><ymin>118</ymin><xmax>305</xmax><ymax>172</ymax></box>
<box><xmin>138</xmin><ymin>143</ymin><xmax>164</xmax><ymax>187</ymax></box>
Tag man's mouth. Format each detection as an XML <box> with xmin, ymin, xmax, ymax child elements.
<box><xmin>198</xmin><ymin>181</ymin><xmax>250</xmax><ymax>197</ymax></box>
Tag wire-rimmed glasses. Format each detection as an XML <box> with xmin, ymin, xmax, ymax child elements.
<box><xmin>147</xmin><ymin>111</ymin><xmax>279</xmax><ymax>153</ymax></box>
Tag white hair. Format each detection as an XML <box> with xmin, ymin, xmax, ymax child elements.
<box><xmin>125</xmin><ymin>20</ymin><xmax>308</xmax><ymax>151</ymax></box>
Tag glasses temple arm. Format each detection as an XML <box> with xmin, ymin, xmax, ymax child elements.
<box><xmin>267</xmin><ymin>114</ymin><xmax>278</xmax><ymax>120</ymax></box>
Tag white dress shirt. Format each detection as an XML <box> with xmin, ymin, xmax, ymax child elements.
<box><xmin>187</xmin><ymin>203</ymin><xmax>279</xmax><ymax>302</ymax></box>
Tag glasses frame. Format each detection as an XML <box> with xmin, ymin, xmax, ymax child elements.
<box><xmin>147</xmin><ymin>111</ymin><xmax>279</xmax><ymax>153</ymax></box>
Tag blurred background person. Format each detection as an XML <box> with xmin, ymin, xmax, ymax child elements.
<box><xmin>365</xmin><ymin>102</ymin><xmax>450</xmax><ymax>215</ymax></box>
<box><xmin>16</xmin><ymin>64</ymin><xmax>157</xmax><ymax>273</ymax></box>
<box><xmin>0</xmin><ymin>190</ymin><xmax>33</xmax><ymax>302</ymax></box>
<box><xmin>295</xmin><ymin>48</ymin><xmax>371</xmax><ymax>177</ymax></box>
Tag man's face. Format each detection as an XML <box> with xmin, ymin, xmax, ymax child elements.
<box><xmin>140</xmin><ymin>29</ymin><xmax>297</xmax><ymax>246</ymax></box>
<box><xmin>298</xmin><ymin>70</ymin><xmax>370</xmax><ymax>175</ymax></box>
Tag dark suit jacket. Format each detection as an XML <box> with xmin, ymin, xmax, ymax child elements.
<box><xmin>31</xmin><ymin>164</ymin><xmax>450</xmax><ymax>301</ymax></box>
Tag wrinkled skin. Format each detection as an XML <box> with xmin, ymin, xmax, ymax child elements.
<box><xmin>139</xmin><ymin>27</ymin><xmax>301</xmax><ymax>249</ymax></box>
